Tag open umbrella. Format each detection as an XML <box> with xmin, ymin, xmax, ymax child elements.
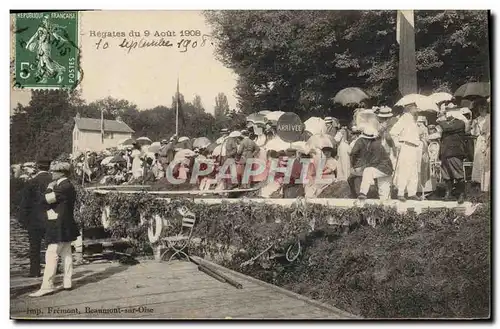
<box><xmin>265</xmin><ymin>111</ymin><xmax>285</xmax><ymax>123</ymax></box>
<box><xmin>100</xmin><ymin>156</ymin><xmax>114</xmax><ymax>166</ymax></box>
<box><xmin>175</xmin><ymin>138</ymin><xmax>192</xmax><ymax>150</ymax></box>
<box><xmin>206</xmin><ymin>142</ymin><xmax>219</xmax><ymax>153</ymax></box>
<box><xmin>333</xmin><ymin>87</ymin><xmax>370</xmax><ymax>106</ymax></box>
<box><xmin>265</xmin><ymin>137</ymin><xmax>290</xmax><ymax>152</ymax></box>
<box><xmin>395</xmin><ymin>94</ymin><xmax>439</xmax><ymax>112</ymax></box>
<box><xmin>148</xmin><ymin>142</ymin><xmax>162</xmax><ymax>154</ymax></box>
<box><xmin>136</xmin><ymin>137</ymin><xmax>152</xmax><ymax>145</ymax></box>
<box><xmin>174</xmin><ymin>149</ymin><xmax>196</xmax><ymax>160</ymax></box>
<box><xmin>212</xmin><ymin>144</ymin><xmax>224</xmax><ymax>157</ymax></box>
<box><xmin>304</xmin><ymin>117</ymin><xmax>327</xmax><ymax>135</ymax></box>
<box><xmin>429</xmin><ymin>92</ymin><xmax>453</xmax><ymax>104</ymax></box>
<box><xmin>454</xmin><ymin>82</ymin><xmax>490</xmax><ymax>98</ymax></box>
<box><xmin>118</xmin><ymin>137</ymin><xmax>135</xmax><ymax>145</ymax></box>
<box><xmin>110</xmin><ymin>154</ymin><xmax>126</xmax><ymax>164</ymax></box>
<box><xmin>307</xmin><ymin>134</ymin><xmax>333</xmax><ymax>150</ymax></box>
<box><xmin>291</xmin><ymin>141</ymin><xmax>308</xmax><ymax>154</ymax></box>
<box><xmin>247</xmin><ymin>113</ymin><xmax>268</xmax><ymax>125</ymax></box>
<box><xmin>192</xmin><ymin>137</ymin><xmax>212</xmax><ymax>149</ymax></box>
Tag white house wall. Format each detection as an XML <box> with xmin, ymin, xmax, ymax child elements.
<box><xmin>73</xmin><ymin>129</ymin><xmax>133</xmax><ymax>153</ymax></box>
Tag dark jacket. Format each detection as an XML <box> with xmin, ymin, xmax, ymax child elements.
<box><xmin>350</xmin><ymin>137</ymin><xmax>393</xmax><ymax>176</ymax></box>
<box><xmin>19</xmin><ymin>171</ymin><xmax>52</xmax><ymax>231</ymax></box>
<box><xmin>44</xmin><ymin>177</ymin><xmax>80</xmax><ymax>244</ymax></box>
<box><xmin>439</xmin><ymin>118</ymin><xmax>467</xmax><ymax>159</ymax></box>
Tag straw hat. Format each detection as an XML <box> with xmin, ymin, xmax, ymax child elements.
<box><xmin>324</xmin><ymin>116</ymin><xmax>333</xmax><ymax>123</ymax></box>
<box><xmin>360</xmin><ymin>126</ymin><xmax>378</xmax><ymax>139</ymax></box>
<box><xmin>377</xmin><ymin>106</ymin><xmax>393</xmax><ymax>118</ymax></box>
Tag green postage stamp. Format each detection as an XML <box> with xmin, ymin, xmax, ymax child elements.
<box><xmin>14</xmin><ymin>11</ymin><xmax>79</xmax><ymax>89</ymax></box>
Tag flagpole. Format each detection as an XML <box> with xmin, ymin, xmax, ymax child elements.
<box><xmin>100</xmin><ymin>107</ymin><xmax>104</xmax><ymax>144</ymax></box>
<box><xmin>176</xmin><ymin>77</ymin><xmax>179</xmax><ymax>136</ymax></box>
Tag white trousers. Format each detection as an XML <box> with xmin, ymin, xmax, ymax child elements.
<box><xmin>360</xmin><ymin>167</ymin><xmax>392</xmax><ymax>200</ymax></box>
<box><xmin>394</xmin><ymin>144</ymin><xmax>419</xmax><ymax>197</ymax></box>
<box><xmin>41</xmin><ymin>242</ymin><xmax>73</xmax><ymax>290</ymax></box>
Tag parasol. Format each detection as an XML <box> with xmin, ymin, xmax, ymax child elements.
<box><xmin>395</xmin><ymin>94</ymin><xmax>439</xmax><ymax>112</ymax></box>
<box><xmin>265</xmin><ymin>111</ymin><xmax>285</xmax><ymax>123</ymax></box>
<box><xmin>306</xmin><ymin>134</ymin><xmax>334</xmax><ymax>150</ymax></box>
<box><xmin>148</xmin><ymin>142</ymin><xmax>162</xmax><ymax>154</ymax></box>
<box><xmin>454</xmin><ymin>82</ymin><xmax>490</xmax><ymax>98</ymax></box>
<box><xmin>429</xmin><ymin>92</ymin><xmax>453</xmax><ymax>104</ymax></box>
<box><xmin>110</xmin><ymin>154</ymin><xmax>126</xmax><ymax>164</ymax></box>
<box><xmin>100</xmin><ymin>156</ymin><xmax>114</xmax><ymax>166</ymax></box>
<box><xmin>136</xmin><ymin>136</ymin><xmax>152</xmax><ymax>145</ymax></box>
<box><xmin>212</xmin><ymin>144</ymin><xmax>224</xmax><ymax>157</ymax></box>
<box><xmin>265</xmin><ymin>137</ymin><xmax>290</xmax><ymax>152</ymax></box>
<box><xmin>206</xmin><ymin>142</ymin><xmax>219</xmax><ymax>153</ymax></box>
<box><xmin>304</xmin><ymin>117</ymin><xmax>327</xmax><ymax>135</ymax></box>
<box><xmin>176</xmin><ymin>137</ymin><xmax>192</xmax><ymax>150</ymax></box>
<box><xmin>333</xmin><ymin>87</ymin><xmax>370</xmax><ymax>106</ymax></box>
<box><xmin>118</xmin><ymin>137</ymin><xmax>135</xmax><ymax>145</ymax></box>
<box><xmin>174</xmin><ymin>149</ymin><xmax>196</xmax><ymax>160</ymax></box>
<box><xmin>192</xmin><ymin>137</ymin><xmax>212</xmax><ymax>149</ymax></box>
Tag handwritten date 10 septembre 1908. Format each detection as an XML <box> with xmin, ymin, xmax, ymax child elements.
<box><xmin>95</xmin><ymin>34</ymin><xmax>213</xmax><ymax>53</ymax></box>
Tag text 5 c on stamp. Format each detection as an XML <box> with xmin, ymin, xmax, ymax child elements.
<box><xmin>14</xmin><ymin>11</ymin><xmax>79</xmax><ymax>89</ymax></box>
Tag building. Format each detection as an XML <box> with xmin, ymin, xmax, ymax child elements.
<box><xmin>72</xmin><ymin>114</ymin><xmax>134</xmax><ymax>153</ymax></box>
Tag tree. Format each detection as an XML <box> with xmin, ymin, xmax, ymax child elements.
<box><xmin>205</xmin><ymin>10</ymin><xmax>489</xmax><ymax>121</ymax></box>
<box><xmin>214</xmin><ymin>92</ymin><xmax>230</xmax><ymax>118</ymax></box>
<box><xmin>192</xmin><ymin>94</ymin><xmax>204</xmax><ymax>112</ymax></box>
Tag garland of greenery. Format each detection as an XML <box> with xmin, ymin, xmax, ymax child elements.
<box><xmin>74</xmin><ymin>185</ymin><xmax>485</xmax><ymax>266</ymax></box>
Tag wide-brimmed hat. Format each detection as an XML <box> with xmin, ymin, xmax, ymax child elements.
<box><xmin>377</xmin><ymin>106</ymin><xmax>393</xmax><ymax>118</ymax></box>
<box><xmin>324</xmin><ymin>116</ymin><xmax>333</xmax><ymax>123</ymax></box>
<box><xmin>229</xmin><ymin>131</ymin><xmax>242</xmax><ymax>138</ymax></box>
<box><xmin>220</xmin><ymin>128</ymin><xmax>229</xmax><ymax>134</ymax></box>
<box><xmin>50</xmin><ymin>161</ymin><xmax>71</xmax><ymax>173</ymax></box>
<box><xmin>360</xmin><ymin>126</ymin><xmax>379</xmax><ymax>139</ymax></box>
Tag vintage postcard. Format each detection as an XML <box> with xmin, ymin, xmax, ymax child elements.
<box><xmin>10</xmin><ymin>10</ymin><xmax>491</xmax><ymax>320</ymax></box>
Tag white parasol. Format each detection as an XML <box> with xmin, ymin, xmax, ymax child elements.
<box><xmin>174</xmin><ymin>149</ymin><xmax>196</xmax><ymax>160</ymax></box>
<box><xmin>395</xmin><ymin>94</ymin><xmax>439</xmax><ymax>112</ymax></box>
<box><xmin>265</xmin><ymin>111</ymin><xmax>285</xmax><ymax>123</ymax></box>
<box><xmin>429</xmin><ymin>92</ymin><xmax>453</xmax><ymax>104</ymax></box>
<box><xmin>136</xmin><ymin>136</ymin><xmax>153</xmax><ymax>145</ymax></box>
<box><xmin>148</xmin><ymin>142</ymin><xmax>162</xmax><ymax>154</ymax></box>
<box><xmin>265</xmin><ymin>137</ymin><xmax>290</xmax><ymax>152</ymax></box>
<box><xmin>306</xmin><ymin>134</ymin><xmax>333</xmax><ymax>150</ymax></box>
<box><xmin>304</xmin><ymin>117</ymin><xmax>327</xmax><ymax>135</ymax></box>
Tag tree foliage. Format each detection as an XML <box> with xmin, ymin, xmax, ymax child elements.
<box><xmin>214</xmin><ymin>92</ymin><xmax>231</xmax><ymax>119</ymax></box>
<box><xmin>205</xmin><ymin>10</ymin><xmax>489</xmax><ymax>120</ymax></box>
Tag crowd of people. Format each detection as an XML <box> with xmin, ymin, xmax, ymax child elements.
<box><xmin>12</xmin><ymin>97</ymin><xmax>490</xmax><ymax>203</ymax></box>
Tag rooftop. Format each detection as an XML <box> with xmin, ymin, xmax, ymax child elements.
<box><xmin>74</xmin><ymin>117</ymin><xmax>134</xmax><ymax>134</ymax></box>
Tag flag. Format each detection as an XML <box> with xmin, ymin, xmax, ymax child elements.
<box><xmin>396</xmin><ymin>10</ymin><xmax>417</xmax><ymax>96</ymax></box>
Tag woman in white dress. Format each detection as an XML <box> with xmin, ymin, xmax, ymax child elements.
<box><xmin>131</xmin><ymin>144</ymin><xmax>143</xmax><ymax>180</ymax></box>
<box><xmin>471</xmin><ymin>103</ymin><xmax>490</xmax><ymax>186</ymax></box>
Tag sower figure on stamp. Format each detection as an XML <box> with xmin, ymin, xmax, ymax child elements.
<box><xmin>30</xmin><ymin>161</ymin><xmax>80</xmax><ymax>297</ymax></box>
<box><xmin>19</xmin><ymin>159</ymin><xmax>52</xmax><ymax>278</ymax></box>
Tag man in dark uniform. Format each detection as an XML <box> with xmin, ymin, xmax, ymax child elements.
<box><xmin>437</xmin><ymin>107</ymin><xmax>468</xmax><ymax>203</ymax></box>
<box><xmin>19</xmin><ymin>159</ymin><xmax>52</xmax><ymax>277</ymax></box>
<box><xmin>30</xmin><ymin>161</ymin><xmax>80</xmax><ymax>297</ymax></box>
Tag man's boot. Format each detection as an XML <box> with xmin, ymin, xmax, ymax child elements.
<box><xmin>444</xmin><ymin>179</ymin><xmax>454</xmax><ymax>201</ymax></box>
<box><xmin>456</xmin><ymin>179</ymin><xmax>466</xmax><ymax>204</ymax></box>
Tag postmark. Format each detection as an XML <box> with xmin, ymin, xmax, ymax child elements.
<box><xmin>14</xmin><ymin>11</ymin><xmax>79</xmax><ymax>89</ymax></box>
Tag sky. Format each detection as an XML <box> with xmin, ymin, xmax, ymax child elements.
<box><xmin>10</xmin><ymin>10</ymin><xmax>238</xmax><ymax>115</ymax></box>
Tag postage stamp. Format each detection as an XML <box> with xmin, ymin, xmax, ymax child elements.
<box><xmin>13</xmin><ymin>11</ymin><xmax>79</xmax><ymax>89</ymax></box>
